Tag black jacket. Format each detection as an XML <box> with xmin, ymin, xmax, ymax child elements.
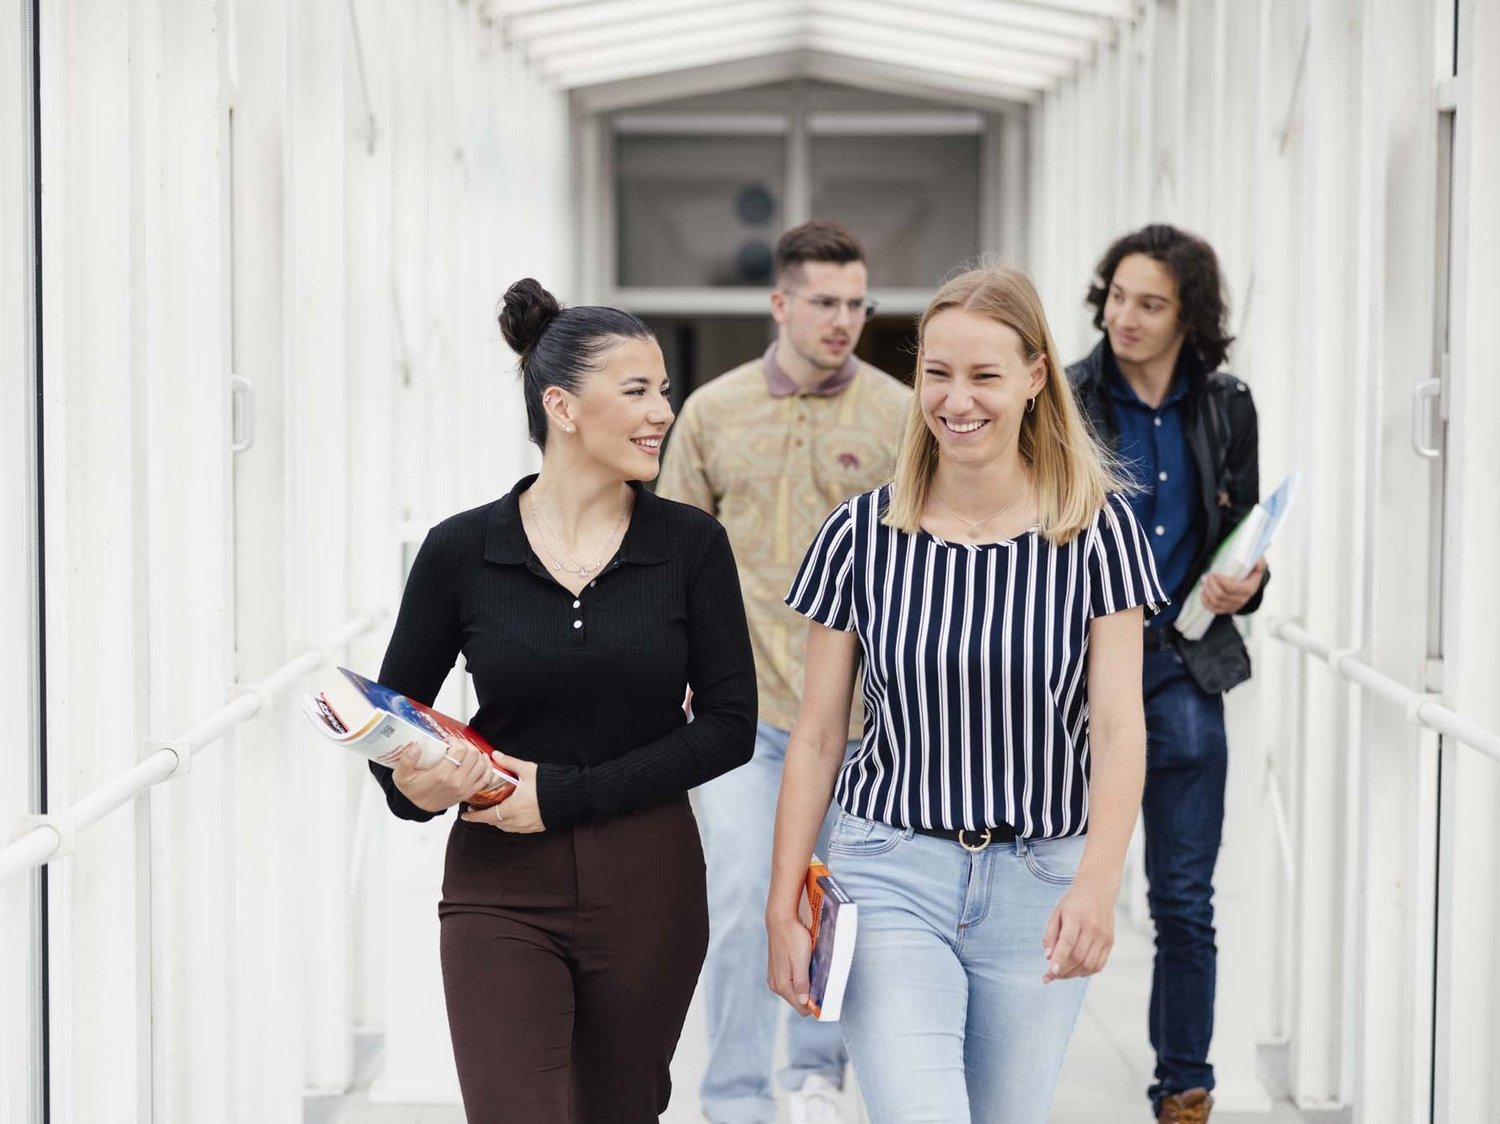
<box><xmin>1067</xmin><ymin>340</ymin><xmax>1267</xmax><ymax>694</ymax></box>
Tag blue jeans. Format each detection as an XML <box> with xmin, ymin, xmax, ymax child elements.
<box><xmin>1142</xmin><ymin>644</ymin><xmax>1229</xmax><ymax>1112</ymax></box>
<box><xmin>830</xmin><ymin>812</ymin><xmax>1089</xmax><ymax>1124</ymax></box>
<box><xmin>697</xmin><ymin>721</ymin><xmax>851</xmax><ymax>1124</ymax></box>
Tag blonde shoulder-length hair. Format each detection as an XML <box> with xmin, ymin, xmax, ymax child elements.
<box><xmin>884</xmin><ymin>265</ymin><xmax>1131</xmax><ymax>545</ymax></box>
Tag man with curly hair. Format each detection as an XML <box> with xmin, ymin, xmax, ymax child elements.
<box><xmin>1067</xmin><ymin>225</ymin><xmax>1269</xmax><ymax>1124</ymax></box>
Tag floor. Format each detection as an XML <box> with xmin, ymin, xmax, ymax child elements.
<box><xmin>317</xmin><ymin>909</ymin><xmax>1341</xmax><ymax>1124</ymax></box>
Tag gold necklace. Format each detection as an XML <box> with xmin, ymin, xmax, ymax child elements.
<box><xmin>528</xmin><ymin>491</ymin><xmax>631</xmax><ymax>577</ymax></box>
<box><xmin>932</xmin><ymin>490</ymin><xmax>1023</xmax><ymax>540</ymax></box>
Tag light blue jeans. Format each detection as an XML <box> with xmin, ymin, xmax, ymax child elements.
<box><xmin>697</xmin><ymin>721</ymin><xmax>853</xmax><ymax>1124</ymax></box>
<box><xmin>828</xmin><ymin>812</ymin><xmax>1090</xmax><ymax>1124</ymax></box>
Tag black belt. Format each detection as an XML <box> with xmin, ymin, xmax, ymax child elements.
<box><xmin>910</xmin><ymin>821</ymin><xmax>1017</xmax><ymax>852</ymax></box>
<box><xmin>1143</xmin><ymin>626</ymin><xmax>1178</xmax><ymax>650</ymax></box>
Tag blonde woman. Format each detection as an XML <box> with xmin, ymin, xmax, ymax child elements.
<box><xmin>765</xmin><ymin>266</ymin><xmax>1164</xmax><ymax>1123</ymax></box>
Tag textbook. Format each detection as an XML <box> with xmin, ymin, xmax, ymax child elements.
<box><xmin>1174</xmin><ymin>473</ymin><xmax>1298</xmax><ymax>642</ymax></box>
<box><xmin>802</xmin><ymin>855</ymin><xmax>858</xmax><ymax>1022</ymax></box>
<box><xmin>302</xmin><ymin>667</ymin><xmax>518</xmax><ymax>808</ymax></box>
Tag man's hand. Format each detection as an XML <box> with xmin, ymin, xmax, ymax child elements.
<box><xmin>1200</xmin><ymin>558</ymin><xmax>1267</xmax><ymax>615</ymax></box>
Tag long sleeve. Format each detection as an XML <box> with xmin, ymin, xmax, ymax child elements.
<box><xmin>533</xmin><ymin>523</ymin><xmax>756</xmax><ymax>828</ymax></box>
<box><xmin>369</xmin><ymin>530</ymin><xmax>464</xmax><ymax>821</ymax></box>
<box><xmin>1226</xmin><ymin>386</ymin><xmax>1270</xmax><ymax>617</ymax></box>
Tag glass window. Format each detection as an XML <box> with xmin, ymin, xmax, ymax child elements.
<box><xmin>616</xmin><ymin>135</ymin><xmax>786</xmax><ymax>287</ymax></box>
<box><xmin>810</xmin><ymin>134</ymin><xmax>981</xmax><ymax>290</ymax></box>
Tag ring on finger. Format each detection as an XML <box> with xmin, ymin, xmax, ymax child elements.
<box><xmin>443</xmin><ymin>751</ymin><xmax>462</xmax><ymax>767</ymax></box>
<box><xmin>493</xmin><ymin>804</ymin><xmax>504</xmax><ymax>827</ymax></box>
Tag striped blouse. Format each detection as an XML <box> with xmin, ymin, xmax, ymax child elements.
<box><xmin>786</xmin><ymin>487</ymin><xmax>1166</xmax><ymax>839</ymax></box>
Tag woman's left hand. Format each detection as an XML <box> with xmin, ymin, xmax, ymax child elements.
<box><xmin>460</xmin><ymin>753</ymin><xmax>546</xmax><ymax>834</ymax></box>
<box><xmin>1041</xmin><ymin>874</ymin><xmax>1117</xmax><ymax>982</ymax></box>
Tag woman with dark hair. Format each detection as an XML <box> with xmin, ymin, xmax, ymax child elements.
<box><xmin>369</xmin><ymin>279</ymin><xmax>757</xmax><ymax>1123</ymax></box>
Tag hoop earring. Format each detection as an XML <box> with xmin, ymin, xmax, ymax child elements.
<box><xmin>1026</xmin><ymin>396</ymin><xmax>1037</xmax><ymax>414</ymax></box>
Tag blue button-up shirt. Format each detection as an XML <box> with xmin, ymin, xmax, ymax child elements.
<box><xmin>1105</xmin><ymin>358</ymin><xmax>1203</xmax><ymax>628</ymax></box>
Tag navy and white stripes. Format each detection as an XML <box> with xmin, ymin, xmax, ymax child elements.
<box><xmin>786</xmin><ymin>487</ymin><xmax>1166</xmax><ymax>839</ymax></box>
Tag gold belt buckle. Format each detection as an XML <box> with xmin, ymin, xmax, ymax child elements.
<box><xmin>959</xmin><ymin>827</ymin><xmax>992</xmax><ymax>853</ymax></box>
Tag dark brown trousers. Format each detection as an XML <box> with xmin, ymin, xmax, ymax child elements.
<box><xmin>439</xmin><ymin>795</ymin><xmax>709</xmax><ymax>1124</ymax></box>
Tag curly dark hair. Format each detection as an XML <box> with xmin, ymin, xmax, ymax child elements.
<box><xmin>1085</xmin><ymin>224</ymin><xmax>1234</xmax><ymax>370</ymax></box>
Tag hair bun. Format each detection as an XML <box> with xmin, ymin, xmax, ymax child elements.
<box><xmin>499</xmin><ymin>278</ymin><xmax>563</xmax><ymax>356</ymax></box>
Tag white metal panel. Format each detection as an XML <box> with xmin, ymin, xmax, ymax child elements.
<box><xmin>506</xmin><ymin>0</ymin><xmax>1122</xmax><ymax>91</ymax></box>
<box><xmin>801</xmin><ymin>36</ymin><xmax>1050</xmax><ymax>99</ymax></box>
<box><xmin>225</xmin><ymin>0</ymin><xmax>307</xmax><ymax>1116</ymax></box>
<box><xmin>134</xmin><ymin>2</ymin><xmax>237</xmax><ymax>1121</ymax></box>
<box><xmin>284</xmin><ymin>0</ymin><xmax>356</xmax><ymax>1097</ymax></box>
<box><xmin>523</xmin><ymin>0</ymin><xmax>794</xmax><ymax>59</ymax></box>
<box><xmin>826</xmin><ymin>0</ymin><xmax>1095</xmax><ymax>61</ymax></box>
<box><xmin>0</xmin><ymin>5</ymin><xmax>43</xmax><ymax>1123</ymax></box>
<box><xmin>37</xmin><ymin>1</ymin><xmax>156</xmax><ymax>1119</ymax></box>
<box><xmin>805</xmin><ymin>18</ymin><xmax>1072</xmax><ymax>84</ymax></box>
<box><xmin>541</xmin><ymin>14</ymin><xmax>805</xmax><ymax>81</ymax></box>
<box><xmin>802</xmin><ymin>51</ymin><xmax>1039</xmax><ymax>111</ymax></box>
<box><xmin>507</xmin><ymin>0</ymin><xmax>744</xmax><ymax>41</ymax></box>
<box><xmin>557</xmin><ymin>35</ymin><xmax>805</xmax><ymax>90</ymax></box>
<box><xmin>1432</xmin><ymin>0</ymin><xmax>1500</xmax><ymax>1118</ymax></box>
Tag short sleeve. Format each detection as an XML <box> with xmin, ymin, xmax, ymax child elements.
<box><xmin>785</xmin><ymin>500</ymin><xmax>857</xmax><ymax>632</ymax></box>
<box><xmin>1086</xmin><ymin>493</ymin><xmax>1169</xmax><ymax>620</ymax></box>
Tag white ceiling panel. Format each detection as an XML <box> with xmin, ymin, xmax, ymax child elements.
<box><xmin>490</xmin><ymin>0</ymin><xmax>1127</xmax><ymax>103</ymax></box>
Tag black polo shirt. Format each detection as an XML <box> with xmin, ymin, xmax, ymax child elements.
<box><xmin>372</xmin><ymin>474</ymin><xmax>757</xmax><ymax>828</ymax></box>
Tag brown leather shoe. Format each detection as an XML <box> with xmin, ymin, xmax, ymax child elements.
<box><xmin>1157</xmin><ymin>1087</ymin><xmax>1214</xmax><ymax>1123</ymax></box>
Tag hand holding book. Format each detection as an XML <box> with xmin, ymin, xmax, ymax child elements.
<box><xmin>1174</xmin><ymin>474</ymin><xmax>1296</xmax><ymax>641</ymax></box>
<box><xmin>1198</xmin><ymin>557</ymin><xmax>1268</xmax><ymax>615</ymax></box>
<box><xmin>303</xmin><ymin>667</ymin><xmax>519</xmax><ymax>813</ymax></box>
<box><xmin>459</xmin><ymin>753</ymin><xmax>546</xmax><ymax>833</ymax></box>
<box><xmin>390</xmin><ymin>740</ymin><xmax>502</xmax><ymax>815</ymax></box>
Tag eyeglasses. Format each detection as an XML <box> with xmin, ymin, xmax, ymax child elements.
<box><xmin>781</xmin><ymin>289</ymin><xmax>879</xmax><ymax>322</ymax></box>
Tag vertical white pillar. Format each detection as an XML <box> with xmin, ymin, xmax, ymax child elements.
<box><xmin>366</xmin><ymin>0</ymin><xmax>462</xmax><ymax>1104</ymax></box>
<box><xmin>224</xmin><ymin>0</ymin><xmax>311</xmax><ymax>1116</ymax></box>
<box><xmin>135</xmin><ymin>3</ymin><xmax>237</xmax><ymax>1121</ymax></box>
<box><xmin>0</xmin><ymin>6</ymin><xmax>44</xmax><ymax>1122</ymax></box>
<box><xmin>284</xmin><ymin>0</ymin><xmax>355</xmax><ymax>1096</ymax></box>
<box><xmin>345</xmin><ymin>0</ymin><xmax>398</xmax><ymax>1046</ymax></box>
<box><xmin>1432</xmin><ymin>1</ymin><xmax>1500</xmax><ymax>1118</ymax></box>
<box><xmin>1287</xmin><ymin>0</ymin><xmax>1362</xmax><ymax>1108</ymax></box>
<box><xmin>37</xmin><ymin>1</ymin><xmax>155</xmax><ymax>1119</ymax></box>
<box><xmin>997</xmin><ymin>111</ymin><xmax>1028</xmax><ymax>265</ymax></box>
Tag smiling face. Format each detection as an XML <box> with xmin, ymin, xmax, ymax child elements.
<box><xmin>770</xmin><ymin>259</ymin><xmax>871</xmax><ymax>373</ymax></box>
<box><xmin>549</xmin><ymin>336</ymin><xmax>674</xmax><ymax>481</ymax></box>
<box><xmin>1103</xmin><ymin>252</ymin><xmax>1187</xmax><ymax>371</ymax></box>
<box><xmin>918</xmin><ymin>307</ymin><xmax>1046</xmax><ymax>469</ymax></box>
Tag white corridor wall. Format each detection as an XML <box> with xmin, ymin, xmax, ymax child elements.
<box><xmin>1029</xmin><ymin>1</ymin><xmax>1500</xmax><ymax>1120</ymax></box>
<box><xmin>1</xmin><ymin>2</ymin><xmax>567</xmax><ymax>1121</ymax></box>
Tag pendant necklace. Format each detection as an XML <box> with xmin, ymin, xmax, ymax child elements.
<box><xmin>932</xmin><ymin>490</ymin><xmax>1023</xmax><ymax>540</ymax></box>
<box><xmin>528</xmin><ymin>490</ymin><xmax>630</xmax><ymax>577</ymax></box>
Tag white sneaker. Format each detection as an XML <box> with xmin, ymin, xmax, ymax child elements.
<box><xmin>788</xmin><ymin>1074</ymin><xmax>844</xmax><ymax>1124</ymax></box>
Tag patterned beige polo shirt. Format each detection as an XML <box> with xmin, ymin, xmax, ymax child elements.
<box><xmin>657</xmin><ymin>345</ymin><xmax>911</xmax><ymax>735</ymax></box>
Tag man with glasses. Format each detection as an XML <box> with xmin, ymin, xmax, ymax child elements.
<box><xmin>658</xmin><ymin>220</ymin><xmax>909</xmax><ymax>1124</ymax></box>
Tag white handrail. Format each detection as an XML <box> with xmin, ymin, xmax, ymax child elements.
<box><xmin>0</xmin><ymin>612</ymin><xmax>383</xmax><ymax>886</ymax></box>
<box><xmin>1269</xmin><ymin>619</ymin><xmax>1500</xmax><ymax>764</ymax></box>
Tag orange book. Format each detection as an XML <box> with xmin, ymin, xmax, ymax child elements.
<box><xmin>803</xmin><ymin>855</ymin><xmax>859</xmax><ymax>1022</ymax></box>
